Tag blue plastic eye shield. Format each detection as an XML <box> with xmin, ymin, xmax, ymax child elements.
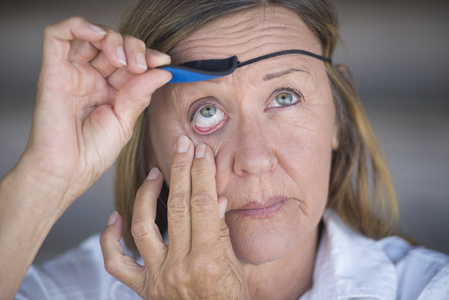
<box><xmin>158</xmin><ymin>49</ymin><xmax>332</xmax><ymax>84</ymax></box>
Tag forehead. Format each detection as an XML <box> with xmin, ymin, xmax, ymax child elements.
<box><xmin>169</xmin><ymin>6</ymin><xmax>322</xmax><ymax>65</ymax></box>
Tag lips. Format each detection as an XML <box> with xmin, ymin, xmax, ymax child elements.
<box><xmin>231</xmin><ymin>197</ymin><xmax>288</xmax><ymax>219</ymax></box>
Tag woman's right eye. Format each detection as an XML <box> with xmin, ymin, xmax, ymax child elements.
<box><xmin>192</xmin><ymin>104</ymin><xmax>228</xmax><ymax>134</ymax></box>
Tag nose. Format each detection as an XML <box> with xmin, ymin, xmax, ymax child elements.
<box><xmin>233</xmin><ymin>121</ymin><xmax>278</xmax><ymax>177</ymax></box>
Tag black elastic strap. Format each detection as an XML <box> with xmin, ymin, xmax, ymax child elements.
<box><xmin>237</xmin><ymin>49</ymin><xmax>332</xmax><ymax>68</ymax></box>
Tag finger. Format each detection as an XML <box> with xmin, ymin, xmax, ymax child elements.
<box><xmin>89</xmin><ymin>50</ymin><xmax>117</xmax><ymax>78</ymax></box>
<box><xmin>94</xmin><ymin>26</ymin><xmax>127</xmax><ymax>68</ymax></box>
<box><xmin>91</xmin><ymin>35</ymin><xmax>152</xmax><ymax>78</ymax></box>
<box><xmin>43</xmin><ymin>17</ymin><xmax>127</xmax><ymax>70</ymax></box>
<box><xmin>217</xmin><ymin>197</ymin><xmax>236</xmax><ymax>258</ymax></box>
<box><xmin>146</xmin><ymin>49</ymin><xmax>172</xmax><ymax>69</ymax></box>
<box><xmin>166</xmin><ymin>135</ymin><xmax>194</xmax><ymax>257</ymax></box>
<box><xmin>123</xmin><ymin>35</ymin><xmax>148</xmax><ymax>73</ymax></box>
<box><xmin>68</xmin><ymin>38</ymin><xmax>99</xmax><ymax>65</ymax></box>
<box><xmin>190</xmin><ymin>143</ymin><xmax>220</xmax><ymax>251</ymax></box>
<box><xmin>100</xmin><ymin>212</ymin><xmax>146</xmax><ymax>292</ymax></box>
<box><xmin>42</xmin><ymin>17</ymin><xmax>107</xmax><ymax>66</ymax></box>
<box><xmin>112</xmin><ymin>68</ymin><xmax>172</xmax><ymax>138</ymax></box>
<box><xmin>131</xmin><ymin>168</ymin><xmax>167</xmax><ymax>268</ymax></box>
<box><xmin>107</xmin><ymin>49</ymin><xmax>171</xmax><ymax>91</ymax></box>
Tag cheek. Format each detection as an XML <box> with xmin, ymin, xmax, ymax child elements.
<box><xmin>280</xmin><ymin>108</ymin><xmax>336</xmax><ymax>191</ymax></box>
<box><xmin>285</xmin><ymin>132</ymin><xmax>333</xmax><ymax>216</ymax></box>
<box><xmin>147</xmin><ymin>98</ymin><xmax>185</xmax><ymax>181</ymax></box>
<box><xmin>149</xmin><ymin>123</ymin><xmax>172</xmax><ymax>177</ymax></box>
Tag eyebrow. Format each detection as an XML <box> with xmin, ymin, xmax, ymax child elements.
<box><xmin>263</xmin><ymin>68</ymin><xmax>308</xmax><ymax>81</ymax></box>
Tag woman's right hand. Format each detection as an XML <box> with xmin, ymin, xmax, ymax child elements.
<box><xmin>0</xmin><ymin>17</ymin><xmax>172</xmax><ymax>298</ymax></box>
<box><xmin>18</xmin><ymin>17</ymin><xmax>172</xmax><ymax>211</ymax></box>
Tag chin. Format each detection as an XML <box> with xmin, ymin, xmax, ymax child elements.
<box><xmin>227</xmin><ymin>215</ymin><xmax>302</xmax><ymax>265</ymax></box>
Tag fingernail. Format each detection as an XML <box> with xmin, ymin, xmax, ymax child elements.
<box><xmin>108</xmin><ymin>211</ymin><xmax>118</xmax><ymax>225</ymax></box>
<box><xmin>176</xmin><ymin>135</ymin><xmax>190</xmax><ymax>153</ymax></box>
<box><xmin>147</xmin><ymin>167</ymin><xmax>160</xmax><ymax>180</ymax></box>
<box><xmin>219</xmin><ymin>200</ymin><xmax>227</xmax><ymax>219</ymax></box>
<box><xmin>117</xmin><ymin>47</ymin><xmax>127</xmax><ymax>66</ymax></box>
<box><xmin>136</xmin><ymin>53</ymin><xmax>147</xmax><ymax>70</ymax></box>
<box><xmin>152</xmin><ymin>50</ymin><xmax>171</xmax><ymax>65</ymax></box>
<box><xmin>89</xmin><ymin>24</ymin><xmax>107</xmax><ymax>35</ymax></box>
<box><xmin>195</xmin><ymin>143</ymin><xmax>207</xmax><ymax>158</ymax></box>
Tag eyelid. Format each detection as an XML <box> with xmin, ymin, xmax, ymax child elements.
<box><xmin>267</xmin><ymin>87</ymin><xmax>302</xmax><ymax>109</ymax></box>
<box><xmin>191</xmin><ymin>102</ymin><xmax>228</xmax><ymax>135</ymax></box>
<box><xmin>188</xmin><ymin>98</ymin><xmax>217</xmax><ymax>122</ymax></box>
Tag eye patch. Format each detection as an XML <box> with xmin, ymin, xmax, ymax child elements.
<box><xmin>158</xmin><ymin>49</ymin><xmax>332</xmax><ymax>84</ymax></box>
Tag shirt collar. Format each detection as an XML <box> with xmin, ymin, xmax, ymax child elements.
<box><xmin>301</xmin><ymin>209</ymin><xmax>397</xmax><ymax>300</ymax></box>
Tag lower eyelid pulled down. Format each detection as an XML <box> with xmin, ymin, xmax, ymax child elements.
<box><xmin>191</xmin><ymin>104</ymin><xmax>228</xmax><ymax>134</ymax></box>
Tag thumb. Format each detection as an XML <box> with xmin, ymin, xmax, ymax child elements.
<box><xmin>114</xmin><ymin>68</ymin><xmax>172</xmax><ymax>136</ymax></box>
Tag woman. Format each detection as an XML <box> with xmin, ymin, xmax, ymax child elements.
<box><xmin>1</xmin><ymin>0</ymin><xmax>448</xmax><ymax>299</ymax></box>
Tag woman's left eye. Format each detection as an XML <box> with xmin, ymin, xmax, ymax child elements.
<box><xmin>268</xmin><ymin>89</ymin><xmax>301</xmax><ymax>108</ymax></box>
<box><xmin>192</xmin><ymin>104</ymin><xmax>228</xmax><ymax>134</ymax></box>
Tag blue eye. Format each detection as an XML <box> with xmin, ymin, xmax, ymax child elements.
<box><xmin>268</xmin><ymin>89</ymin><xmax>301</xmax><ymax>108</ymax></box>
<box><xmin>192</xmin><ymin>104</ymin><xmax>228</xmax><ymax>134</ymax></box>
<box><xmin>199</xmin><ymin>105</ymin><xmax>216</xmax><ymax>118</ymax></box>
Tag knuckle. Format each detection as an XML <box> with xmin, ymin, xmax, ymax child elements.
<box><xmin>166</xmin><ymin>266</ymin><xmax>189</xmax><ymax>287</ymax></box>
<box><xmin>191</xmin><ymin>255</ymin><xmax>221</xmax><ymax>279</ymax></box>
<box><xmin>171</xmin><ymin>159</ymin><xmax>192</xmax><ymax>173</ymax></box>
<box><xmin>67</xmin><ymin>16</ymin><xmax>86</xmax><ymax>25</ymax></box>
<box><xmin>131</xmin><ymin>219</ymin><xmax>152</xmax><ymax>239</ymax></box>
<box><xmin>105</xmin><ymin>28</ymin><xmax>122</xmax><ymax>42</ymax></box>
<box><xmin>124</xmin><ymin>34</ymin><xmax>146</xmax><ymax>50</ymax></box>
<box><xmin>104</xmin><ymin>259</ymin><xmax>121</xmax><ymax>277</ymax></box>
<box><xmin>220</xmin><ymin>225</ymin><xmax>231</xmax><ymax>238</ymax></box>
<box><xmin>190</xmin><ymin>163</ymin><xmax>209</xmax><ymax>177</ymax></box>
<box><xmin>135</xmin><ymin>183</ymin><xmax>152</xmax><ymax>200</ymax></box>
<box><xmin>99</xmin><ymin>230</ymin><xmax>109</xmax><ymax>245</ymax></box>
<box><xmin>43</xmin><ymin>24</ymin><xmax>54</xmax><ymax>37</ymax></box>
<box><xmin>44</xmin><ymin>16</ymin><xmax>86</xmax><ymax>37</ymax></box>
<box><xmin>167</xmin><ymin>194</ymin><xmax>189</xmax><ymax>216</ymax></box>
<box><xmin>190</xmin><ymin>193</ymin><xmax>215</xmax><ymax>211</ymax></box>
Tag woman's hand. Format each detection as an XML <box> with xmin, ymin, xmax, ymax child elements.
<box><xmin>100</xmin><ymin>136</ymin><xmax>250</xmax><ymax>299</ymax></box>
<box><xmin>0</xmin><ymin>17</ymin><xmax>171</xmax><ymax>298</ymax></box>
<box><xmin>19</xmin><ymin>16</ymin><xmax>172</xmax><ymax>210</ymax></box>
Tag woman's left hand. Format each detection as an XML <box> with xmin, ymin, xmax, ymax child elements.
<box><xmin>100</xmin><ymin>136</ymin><xmax>250</xmax><ymax>299</ymax></box>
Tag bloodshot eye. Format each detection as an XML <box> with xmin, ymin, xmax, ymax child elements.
<box><xmin>192</xmin><ymin>104</ymin><xmax>228</xmax><ymax>134</ymax></box>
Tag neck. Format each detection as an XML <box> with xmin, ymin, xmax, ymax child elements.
<box><xmin>243</xmin><ymin>227</ymin><xmax>319</xmax><ymax>300</ymax></box>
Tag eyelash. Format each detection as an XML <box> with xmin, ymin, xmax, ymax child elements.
<box><xmin>189</xmin><ymin>87</ymin><xmax>302</xmax><ymax>135</ymax></box>
<box><xmin>266</xmin><ymin>88</ymin><xmax>302</xmax><ymax>109</ymax></box>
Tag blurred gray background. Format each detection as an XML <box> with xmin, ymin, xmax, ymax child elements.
<box><xmin>0</xmin><ymin>0</ymin><xmax>448</xmax><ymax>264</ymax></box>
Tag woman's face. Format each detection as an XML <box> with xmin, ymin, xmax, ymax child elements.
<box><xmin>148</xmin><ymin>6</ymin><xmax>339</xmax><ymax>264</ymax></box>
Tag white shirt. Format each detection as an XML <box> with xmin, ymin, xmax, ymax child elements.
<box><xmin>301</xmin><ymin>210</ymin><xmax>449</xmax><ymax>300</ymax></box>
<box><xmin>17</xmin><ymin>210</ymin><xmax>449</xmax><ymax>299</ymax></box>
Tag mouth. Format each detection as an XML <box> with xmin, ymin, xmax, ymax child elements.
<box><xmin>231</xmin><ymin>198</ymin><xmax>288</xmax><ymax>219</ymax></box>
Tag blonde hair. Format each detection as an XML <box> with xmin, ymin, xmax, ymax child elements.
<box><xmin>116</xmin><ymin>0</ymin><xmax>398</xmax><ymax>251</ymax></box>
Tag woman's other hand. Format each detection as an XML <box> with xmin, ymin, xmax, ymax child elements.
<box><xmin>100</xmin><ymin>136</ymin><xmax>250</xmax><ymax>299</ymax></box>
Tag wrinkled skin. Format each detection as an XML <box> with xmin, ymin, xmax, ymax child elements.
<box><xmin>100</xmin><ymin>6</ymin><xmax>339</xmax><ymax>300</ymax></box>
